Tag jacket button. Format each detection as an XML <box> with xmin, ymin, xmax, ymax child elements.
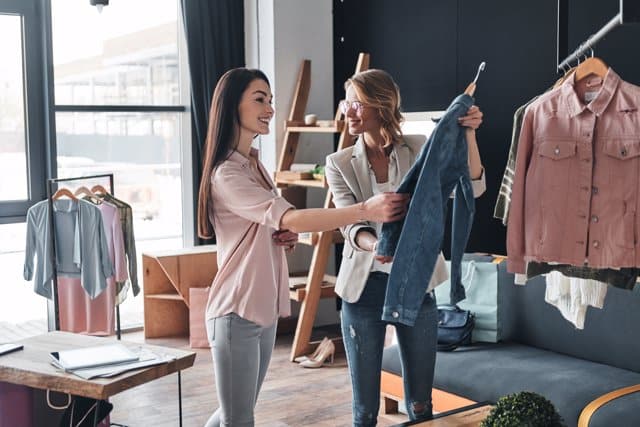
<box><xmin>392</xmin><ymin>311</ymin><xmax>399</xmax><ymax>318</ymax></box>
<box><xmin>593</xmin><ymin>240</ymin><xmax>600</xmax><ymax>248</ymax></box>
<box><xmin>554</xmin><ymin>147</ymin><xmax>560</xmax><ymax>155</ymax></box>
<box><xmin>592</xmin><ymin>187</ymin><xmax>598</xmax><ymax>195</ymax></box>
<box><xmin>591</xmin><ymin>215</ymin><xmax>599</xmax><ymax>223</ymax></box>
<box><xmin>621</xmin><ymin>149</ymin><xmax>628</xmax><ymax>157</ymax></box>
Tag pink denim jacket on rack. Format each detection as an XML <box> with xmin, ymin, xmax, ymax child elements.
<box><xmin>507</xmin><ymin>69</ymin><xmax>640</xmax><ymax>274</ymax></box>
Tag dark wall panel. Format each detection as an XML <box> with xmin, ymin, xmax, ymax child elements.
<box><xmin>456</xmin><ymin>0</ymin><xmax>558</xmax><ymax>254</ymax></box>
<box><xmin>333</xmin><ymin>0</ymin><xmax>457</xmax><ymax>110</ymax></box>
<box><xmin>333</xmin><ymin>0</ymin><xmax>640</xmax><ymax>255</ymax></box>
<box><xmin>568</xmin><ymin>0</ymin><xmax>640</xmax><ymax>85</ymax></box>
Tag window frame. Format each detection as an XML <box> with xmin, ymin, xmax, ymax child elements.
<box><xmin>1</xmin><ymin>0</ymin><xmax>194</xmax><ymax>244</ymax></box>
<box><xmin>0</xmin><ymin>0</ymin><xmax>50</xmax><ymax>224</ymax></box>
<box><xmin>49</xmin><ymin>0</ymin><xmax>192</xmax><ymax>245</ymax></box>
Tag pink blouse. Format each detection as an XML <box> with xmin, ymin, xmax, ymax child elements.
<box><xmin>205</xmin><ymin>149</ymin><xmax>294</xmax><ymax>327</ymax></box>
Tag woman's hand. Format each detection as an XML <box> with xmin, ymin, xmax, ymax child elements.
<box><xmin>458</xmin><ymin>105</ymin><xmax>483</xmax><ymax>130</ymax></box>
<box><xmin>362</xmin><ymin>192</ymin><xmax>410</xmax><ymax>223</ymax></box>
<box><xmin>370</xmin><ymin>240</ymin><xmax>394</xmax><ymax>264</ymax></box>
<box><xmin>272</xmin><ymin>229</ymin><xmax>298</xmax><ymax>253</ymax></box>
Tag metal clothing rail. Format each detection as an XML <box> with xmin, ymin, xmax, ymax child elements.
<box><xmin>46</xmin><ymin>173</ymin><xmax>122</xmax><ymax>340</ymax></box>
<box><xmin>557</xmin><ymin>13</ymin><xmax>622</xmax><ymax>71</ymax></box>
<box><xmin>557</xmin><ymin>0</ymin><xmax>640</xmax><ymax>72</ymax></box>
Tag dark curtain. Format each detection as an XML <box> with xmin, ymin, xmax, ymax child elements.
<box><xmin>180</xmin><ymin>0</ymin><xmax>245</xmax><ymax>245</ymax></box>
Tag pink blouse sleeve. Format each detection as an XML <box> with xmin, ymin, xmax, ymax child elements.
<box><xmin>213</xmin><ymin>164</ymin><xmax>294</xmax><ymax>229</ymax></box>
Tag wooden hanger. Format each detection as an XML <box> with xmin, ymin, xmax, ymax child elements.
<box><xmin>74</xmin><ymin>186</ymin><xmax>101</xmax><ymax>203</ymax></box>
<box><xmin>574</xmin><ymin>56</ymin><xmax>608</xmax><ymax>82</ymax></box>
<box><xmin>91</xmin><ymin>184</ymin><xmax>109</xmax><ymax>195</ymax></box>
<box><xmin>554</xmin><ymin>67</ymin><xmax>576</xmax><ymax>88</ymax></box>
<box><xmin>52</xmin><ymin>187</ymin><xmax>77</xmax><ymax>200</ymax></box>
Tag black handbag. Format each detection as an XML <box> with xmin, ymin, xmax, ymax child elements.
<box><xmin>437</xmin><ymin>305</ymin><xmax>475</xmax><ymax>351</ymax></box>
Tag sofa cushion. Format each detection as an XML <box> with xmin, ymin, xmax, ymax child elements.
<box><xmin>382</xmin><ymin>343</ymin><xmax>640</xmax><ymax>427</ymax></box>
<box><xmin>588</xmin><ymin>391</ymin><xmax>640</xmax><ymax>427</ymax></box>
<box><xmin>498</xmin><ymin>263</ymin><xmax>640</xmax><ymax>373</ymax></box>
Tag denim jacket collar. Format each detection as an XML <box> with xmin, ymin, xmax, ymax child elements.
<box><xmin>561</xmin><ymin>68</ymin><xmax>620</xmax><ymax>117</ymax></box>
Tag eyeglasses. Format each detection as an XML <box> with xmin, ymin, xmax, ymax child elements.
<box><xmin>339</xmin><ymin>100</ymin><xmax>369</xmax><ymax>114</ymax></box>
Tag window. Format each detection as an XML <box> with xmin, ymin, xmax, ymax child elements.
<box><xmin>0</xmin><ymin>0</ymin><xmax>191</xmax><ymax>329</ymax></box>
<box><xmin>0</xmin><ymin>0</ymin><xmax>47</xmax><ymax>224</ymax></box>
<box><xmin>50</xmin><ymin>0</ymin><xmax>191</xmax><ymax>327</ymax></box>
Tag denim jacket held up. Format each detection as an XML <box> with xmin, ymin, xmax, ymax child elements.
<box><xmin>377</xmin><ymin>94</ymin><xmax>478</xmax><ymax>326</ymax></box>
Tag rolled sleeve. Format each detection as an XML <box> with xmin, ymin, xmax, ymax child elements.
<box><xmin>471</xmin><ymin>167</ymin><xmax>486</xmax><ymax>197</ymax></box>
<box><xmin>347</xmin><ymin>224</ymin><xmax>376</xmax><ymax>252</ymax></box>
<box><xmin>213</xmin><ymin>166</ymin><xmax>294</xmax><ymax>229</ymax></box>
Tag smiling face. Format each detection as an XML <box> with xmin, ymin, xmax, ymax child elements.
<box><xmin>237</xmin><ymin>78</ymin><xmax>274</xmax><ymax>139</ymax></box>
<box><xmin>344</xmin><ymin>84</ymin><xmax>382</xmax><ymax>136</ymax></box>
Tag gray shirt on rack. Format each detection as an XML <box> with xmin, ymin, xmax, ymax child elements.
<box><xmin>23</xmin><ymin>199</ymin><xmax>114</xmax><ymax>300</ymax></box>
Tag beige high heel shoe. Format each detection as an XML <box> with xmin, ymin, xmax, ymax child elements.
<box><xmin>293</xmin><ymin>337</ymin><xmax>331</xmax><ymax>363</ymax></box>
<box><xmin>300</xmin><ymin>339</ymin><xmax>335</xmax><ymax>368</ymax></box>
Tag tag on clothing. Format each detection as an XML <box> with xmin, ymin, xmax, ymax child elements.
<box><xmin>584</xmin><ymin>91</ymin><xmax>598</xmax><ymax>103</ymax></box>
<box><xmin>586</xmin><ymin>76</ymin><xmax>603</xmax><ymax>88</ymax></box>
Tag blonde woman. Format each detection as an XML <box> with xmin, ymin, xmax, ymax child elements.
<box><xmin>325</xmin><ymin>69</ymin><xmax>485</xmax><ymax>426</ymax></box>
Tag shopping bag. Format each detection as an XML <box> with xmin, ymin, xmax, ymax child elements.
<box><xmin>0</xmin><ymin>382</ymin><xmax>33</xmax><ymax>427</ymax></box>
<box><xmin>435</xmin><ymin>254</ymin><xmax>502</xmax><ymax>342</ymax></box>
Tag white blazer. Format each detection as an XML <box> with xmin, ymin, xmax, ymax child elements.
<box><xmin>325</xmin><ymin>134</ymin><xmax>486</xmax><ymax>303</ymax></box>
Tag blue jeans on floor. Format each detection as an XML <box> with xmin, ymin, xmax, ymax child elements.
<box><xmin>341</xmin><ymin>272</ymin><xmax>438</xmax><ymax>427</ymax></box>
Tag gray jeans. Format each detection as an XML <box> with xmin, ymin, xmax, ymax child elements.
<box><xmin>205</xmin><ymin>313</ymin><xmax>277</xmax><ymax>427</ymax></box>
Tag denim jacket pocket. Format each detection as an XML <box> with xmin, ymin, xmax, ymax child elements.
<box><xmin>537</xmin><ymin>139</ymin><xmax>577</xmax><ymax>188</ymax></box>
<box><xmin>537</xmin><ymin>139</ymin><xmax>577</xmax><ymax>160</ymax></box>
<box><xmin>602</xmin><ymin>138</ymin><xmax>640</xmax><ymax>160</ymax></box>
<box><xmin>603</xmin><ymin>138</ymin><xmax>640</xmax><ymax>185</ymax></box>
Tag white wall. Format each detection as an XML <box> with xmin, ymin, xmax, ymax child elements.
<box><xmin>244</xmin><ymin>0</ymin><xmax>338</xmax><ymax>325</ymax></box>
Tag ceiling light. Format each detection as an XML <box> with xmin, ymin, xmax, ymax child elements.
<box><xmin>90</xmin><ymin>0</ymin><xmax>109</xmax><ymax>14</ymax></box>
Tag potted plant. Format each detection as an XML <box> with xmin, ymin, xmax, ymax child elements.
<box><xmin>481</xmin><ymin>391</ymin><xmax>566</xmax><ymax>427</ymax></box>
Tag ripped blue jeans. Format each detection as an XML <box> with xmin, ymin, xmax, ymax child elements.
<box><xmin>341</xmin><ymin>272</ymin><xmax>438</xmax><ymax>426</ymax></box>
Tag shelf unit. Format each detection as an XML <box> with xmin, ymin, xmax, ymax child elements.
<box><xmin>278</xmin><ymin>53</ymin><xmax>370</xmax><ymax>360</ymax></box>
<box><xmin>142</xmin><ymin>245</ymin><xmax>218</xmax><ymax>338</ymax></box>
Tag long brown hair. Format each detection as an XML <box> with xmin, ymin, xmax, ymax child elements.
<box><xmin>345</xmin><ymin>69</ymin><xmax>403</xmax><ymax>145</ymax></box>
<box><xmin>197</xmin><ymin>68</ymin><xmax>270</xmax><ymax>239</ymax></box>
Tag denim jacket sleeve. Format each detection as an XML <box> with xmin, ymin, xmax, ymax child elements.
<box><xmin>325</xmin><ymin>154</ymin><xmax>375</xmax><ymax>251</ymax></box>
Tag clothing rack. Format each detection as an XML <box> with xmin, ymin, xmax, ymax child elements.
<box><xmin>46</xmin><ymin>173</ymin><xmax>122</xmax><ymax>340</ymax></box>
<box><xmin>557</xmin><ymin>0</ymin><xmax>640</xmax><ymax>72</ymax></box>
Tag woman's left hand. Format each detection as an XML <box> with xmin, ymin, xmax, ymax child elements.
<box><xmin>273</xmin><ymin>229</ymin><xmax>298</xmax><ymax>252</ymax></box>
<box><xmin>458</xmin><ymin>105</ymin><xmax>483</xmax><ymax>130</ymax></box>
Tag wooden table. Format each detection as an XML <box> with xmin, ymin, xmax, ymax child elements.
<box><xmin>0</xmin><ymin>331</ymin><xmax>196</xmax><ymax>425</ymax></box>
<box><xmin>392</xmin><ymin>402</ymin><xmax>493</xmax><ymax>427</ymax></box>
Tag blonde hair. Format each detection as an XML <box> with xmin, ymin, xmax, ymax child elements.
<box><xmin>345</xmin><ymin>69</ymin><xmax>403</xmax><ymax>145</ymax></box>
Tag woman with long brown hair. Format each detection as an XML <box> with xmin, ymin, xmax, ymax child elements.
<box><xmin>197</xmin><ymin>68</ymin><xmax>409</xmax><ymax>427</ymax></box>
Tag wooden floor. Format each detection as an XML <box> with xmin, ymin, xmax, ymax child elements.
<box><xmin>1</xmin><ymin>321</ymin><xmax>408</xmax><ymax>427</ymax></box>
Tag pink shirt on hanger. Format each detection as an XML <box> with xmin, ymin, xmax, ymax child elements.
<box><xmin>206</xmin><ymin>149</ymin><xmax>294</xmax><ymax>327</ymax></box>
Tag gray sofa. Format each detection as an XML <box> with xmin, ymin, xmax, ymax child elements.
<box><xmin>381</xmin><ymin>261</ymin><xmax>640</xmax><ymax>427</ymax></box>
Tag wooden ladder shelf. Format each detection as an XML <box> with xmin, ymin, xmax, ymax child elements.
<box><xmin>277</xmin><ymin>53</ymin><xmax>370</xmax><ymax>361</ymax></box>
